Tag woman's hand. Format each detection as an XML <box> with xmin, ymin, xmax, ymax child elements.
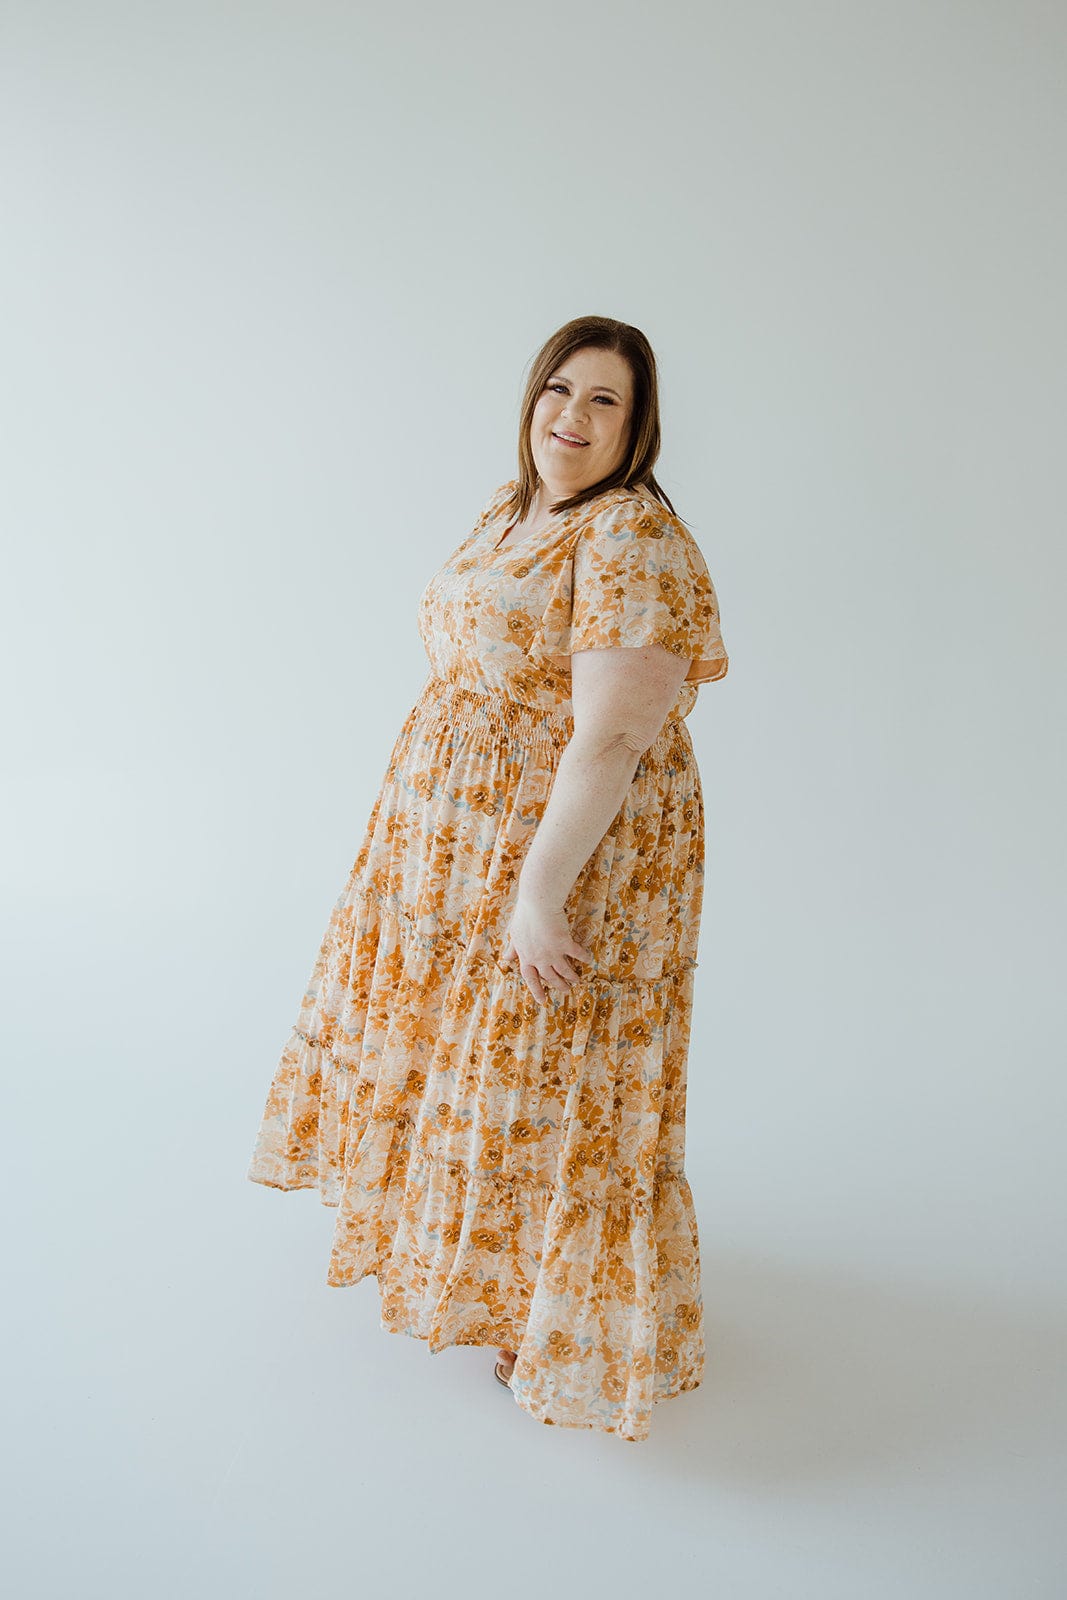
<box><xmin>499</xmin><ymin>892</ymin><xmax>594</xmax><ymax>1005</ymax></box>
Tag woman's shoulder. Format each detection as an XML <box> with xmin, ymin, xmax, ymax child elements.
<box><xmin>568</xmin><ymin>487</ymin><xmax>719</xmax><ymax>603</ymax></box>
<box><xmin>574</xmin><ymin>483</ymin><xmax>697</xmax><ymax>548</ymax></box>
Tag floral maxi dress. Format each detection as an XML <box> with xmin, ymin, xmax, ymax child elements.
<box><xmin>246</xmin><ymin>478</ymin><xmax>729</xmax><ymax>1442</ymax></box>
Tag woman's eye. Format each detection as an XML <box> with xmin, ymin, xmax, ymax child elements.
<box><xmin>547</xmin><ymin>382</ymin><xmax>614</xmax><ymax>404</ymax></box>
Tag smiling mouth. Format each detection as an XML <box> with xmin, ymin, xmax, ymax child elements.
<box><xmin>552</xmin><ymin>431</ymin><xmax>588</xmax><ymax>446</ymax></box>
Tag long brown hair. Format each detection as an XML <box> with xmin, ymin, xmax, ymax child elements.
<box><xmin>501</xmin><ymin>315</ymin><xmax>682</xmax><ymax>527</ymax></box>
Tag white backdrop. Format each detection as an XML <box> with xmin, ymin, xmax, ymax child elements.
<box><xmin>3</xmin><ymin>2</ymin><xmax>1065</xmax><ymax>1597</ymax></box>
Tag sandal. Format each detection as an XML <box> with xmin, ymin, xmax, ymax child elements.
<box><xmin>494</xmin><ymin>1351</ymin><xmax>516</xmax><ymax>1388</ymax></box>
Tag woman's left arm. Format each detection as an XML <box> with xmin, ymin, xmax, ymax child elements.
<box><xmin>501</xmin><ymin>643</ymin><xmax>691</xmax><ymax>1001</ymax></box>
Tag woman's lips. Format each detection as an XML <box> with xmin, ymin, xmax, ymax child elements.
<box><xmin>552</xmin><ymin>432</ymin><xmax>588</xmax><ymax>448</ymax></box>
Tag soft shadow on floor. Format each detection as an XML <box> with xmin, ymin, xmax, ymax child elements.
<box><xmin>642</xmin><ymin>1250</ymin><xmax>1067</xmax><ymax>1489</ymax></box>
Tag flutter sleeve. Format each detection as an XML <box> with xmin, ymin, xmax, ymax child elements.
<box><xmin>527</xmin><ymin>494</ymin><xmax>729</xmax><ymax>684</ymax></box>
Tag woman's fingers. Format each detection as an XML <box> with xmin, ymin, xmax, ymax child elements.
<box><xmin>550</xmin><ymin>960</ymin><xmax>582</xmax><ymax>985</ymax></box>
<box><xmin>518</xmin><ymin>960</ymin><xmax>547</xmax><ymax>1003</ymax></box>
<box><xmin>501</xmin><ymin>932</ymin><xmax>595</xmax><ymax>1005</ymax></box>
<box><xmin>543</xmin><ymin>947</ymin><xmax>592</xmax><ymax>989</ymax></box>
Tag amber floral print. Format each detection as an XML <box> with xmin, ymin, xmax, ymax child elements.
<box><xmin>247</xmin><ymin>479</ymin><xmax>729</xmax><ymax>1441</ymax></box>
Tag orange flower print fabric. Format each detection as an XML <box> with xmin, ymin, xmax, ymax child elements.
<box><xmin>247</xmin><ymin>478</ymin><xmax>729</xmax><ymax>1442</ymax></box>
<box><xmin>526</xmin><ymin>495</ymin><xmax>728</xmax><ymax>698</ymax></box>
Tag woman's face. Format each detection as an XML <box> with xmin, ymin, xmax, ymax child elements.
<box><xmin>529</xmin><ymin>346</ymin><xmax>635</xmax><ymax>501</ymax></box>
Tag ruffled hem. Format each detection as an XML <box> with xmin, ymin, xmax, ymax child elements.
<box><xmin>248</xmin><ymin>1023</ymin><xmax>706</xmax><ymax>1442</ymax></box>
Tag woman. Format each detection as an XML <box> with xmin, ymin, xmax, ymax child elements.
<box><xmin>247</xmin><ymin>314</ymin><xmax>729</xmax><ymax>1442</ymax></box>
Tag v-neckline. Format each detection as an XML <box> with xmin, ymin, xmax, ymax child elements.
<box><xmin>491</xmin><ymin>513</ymin><xmax>564</xmax><ymax>555</ymax></box>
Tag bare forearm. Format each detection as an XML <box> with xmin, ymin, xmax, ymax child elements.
<box><xmin>518</xmin><ymin>731</ymin><xmax>641</xmax><ymax>910</ymax></box>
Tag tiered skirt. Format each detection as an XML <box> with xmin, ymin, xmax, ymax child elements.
<box><xmin>247</xmin><ymin>675</ymin><xmax>709</xmax><ymax>1441</ymax></box>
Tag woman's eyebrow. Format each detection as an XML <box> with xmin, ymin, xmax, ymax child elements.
<box><xmin>550</xmin><ymin>375</ymin><xmax>623</xmax><ymax>399</ymax></box>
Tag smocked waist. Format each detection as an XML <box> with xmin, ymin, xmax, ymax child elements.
<box><xmin>412</xmin><ymin>675</ymin><xmax>691</xmax><ymax>767</ymax></box>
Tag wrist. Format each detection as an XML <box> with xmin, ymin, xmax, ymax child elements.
<box><xmin>515</xmin><ymin>870</ymin><xmax>565</xmax><ymax>912</ymax></box>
